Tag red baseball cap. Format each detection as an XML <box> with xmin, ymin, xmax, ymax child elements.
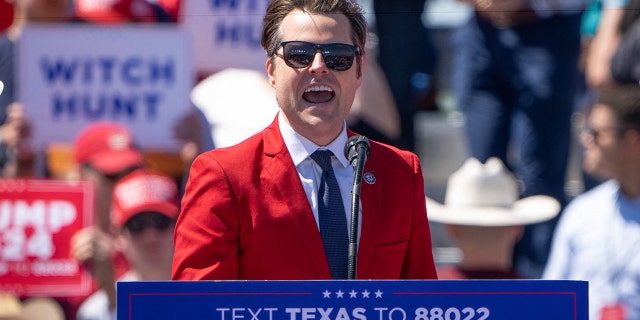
<box><xmin>73</xmin><ymin>122</ymin><xmax>144</xmax><ymax>175</ymax></box>
<box><xmin>111</xmin><ymin>169</ymin><xmax>180</xmax><ymax>228</ymax></box>
<box><xmin>75</xmin><ymin>0</ymin><xmax>159</xmax><ymax>24</ymax></box>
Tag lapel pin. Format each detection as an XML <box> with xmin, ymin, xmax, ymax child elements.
<box><xmin>363</xmin><ymin>172</ymin><xmax>376</xmax><ymax>185</ymax></box>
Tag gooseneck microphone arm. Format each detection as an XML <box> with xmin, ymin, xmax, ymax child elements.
<box><xmin>343</xmin><ymin>135</ymin><xmax>370</xmax><ymax>280</ymax></box>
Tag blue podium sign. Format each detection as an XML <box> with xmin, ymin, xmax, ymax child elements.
<box><xmin>117</xmin><ymin>280</ymin><xmax>587</xmax><ymax>320</ymax></box>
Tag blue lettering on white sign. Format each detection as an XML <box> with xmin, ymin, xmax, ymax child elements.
<box><xmin>122</xmin><ymin>57</ymin><xmax>143</xmax><ymax>85</ymax></box>
<box><xmin>40</xmin><ymin>57</ymin><xmax>175</xmax><ymax>86</ymax></box>
<box><xmin>40</xmin><ymin>58</ymin><xmax>78</xmax><ymax>83</ymax></box>
<box><xmin>207</xmin><ymin>0</ymin><xmax>268</xmax><ymax>49</ymax></box>
<box><xmin>211</xmin><ymin>0</ymin><xmax>239</xmax><ymax>9</ymax></box>
<box><xmin>215</xmin><ymin>21</ymin><xmax>262</xmax><ymax>48</ymax></box>
<box><xmin>149</xmin><ymin>58</ymin><xmax>175</xmax><ymax>85</ymax></box>
<box><xmin>210</xmin><ymin>0</ymin><xmax>266</xmax><ymax>11</ymax></box>
<box><xmin>52</xmin><ymin>92</ymin><xmax>161</xmax><ymax>121</ymax></box>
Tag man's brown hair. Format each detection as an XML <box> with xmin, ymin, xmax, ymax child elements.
<box><xmin>261</xmin><ymin>0</ymin><xmax>367</xmax><ymax>77</ymax></box>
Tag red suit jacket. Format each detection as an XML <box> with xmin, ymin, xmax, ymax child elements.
<box><xmin>172</xmin><ymin>117</ymin><xmax>438</xmax><ymax>280</ymax></box>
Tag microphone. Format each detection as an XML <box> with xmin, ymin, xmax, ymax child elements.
<box><xmin>344</xmin><ymin>135</ymin><xmax>370</xmax><ymax>169</ymax></box>
<box><xmin>343</xmin><ymin>135</ymin><xmax>370</xmax><ymax>280</ymax></box>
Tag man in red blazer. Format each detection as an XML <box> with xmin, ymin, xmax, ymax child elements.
<box><xmin>171</xmin><ymin>0</ymin><xmax>438</xmax><ymax>280</ymax></box>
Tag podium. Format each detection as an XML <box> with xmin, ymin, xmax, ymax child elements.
<box><xmin>117</xmin><ymin>280</ymin><xmax>587</xmax><ymax>320</ymax></box>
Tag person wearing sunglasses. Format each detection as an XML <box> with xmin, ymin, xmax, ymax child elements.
<box><xmin>543</xmin><ymin>84</ymin><xmax>640</xmax><ymax>320</ymax></box>
<box><xmin>172</xmin><ymin>0</ymin><xmax>438</xmax><ymax>281</ymax></box>
<box><xmin>77</xmin><ymin>169</ymin><xmax>179</xmax><ymax>320</ymax></box>
<box><xmin>451</xmin><ymin>0</ymin><xmax>588</xmax><ymax>280</ymax></box>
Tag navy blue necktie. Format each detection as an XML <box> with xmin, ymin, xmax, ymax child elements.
<box><xmin>310</xmin><ymin>150</ymin><xmax>348</xmax><ymax>279</ymax></box>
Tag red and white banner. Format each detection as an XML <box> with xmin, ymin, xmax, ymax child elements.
<box><xmin>0</xmin><ymin>179</ymin><xmax>94</xmax><ymax>296</ymax></box>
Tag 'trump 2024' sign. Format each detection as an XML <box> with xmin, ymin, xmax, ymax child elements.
<box><xmin>0</xmin><ymin>179</ymin><xmax>94</xmax><ymax>296</ymax></box>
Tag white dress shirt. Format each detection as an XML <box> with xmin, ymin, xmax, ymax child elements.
<box><xmin>543</xmin><ymin>180</ymin><xmax>640</xmax><ymax>319</ymax></box>
<box><xmin>278</xmin><ymin>112</ymin><xmax>362</xmax><ymax>242</ymax></box>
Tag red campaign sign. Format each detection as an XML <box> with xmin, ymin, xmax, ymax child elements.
<box><xmin>0</xmin><ymin>179</ymin><xmax>94</xmax><ymax>296</ymax></box>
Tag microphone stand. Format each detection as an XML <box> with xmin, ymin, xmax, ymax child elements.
<box><xmin>347</xmin><ymin>144</ymin><xmax>367</xmax><ymax>280</ymax></box>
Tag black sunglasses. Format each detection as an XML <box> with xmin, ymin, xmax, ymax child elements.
<box><xmin>124</xmin><ymin>212</ymin><xmax>174</xmax><ymax>235</ymax></box>
<box><xmin>276</xmin><ymin>41</ymin><xmax>361</xmax><ymax>71</ymax></box>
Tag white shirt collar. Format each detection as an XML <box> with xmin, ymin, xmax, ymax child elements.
<box><xmin>278</xmin><ymin>112</ymin><xmax>350</xmax><ymax>168</ymax></box>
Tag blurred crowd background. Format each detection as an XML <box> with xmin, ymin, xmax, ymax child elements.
<box><xmin>1</xmin><ymin>0</ymin><xmax>639</xmax><ymax>319</ymax></box>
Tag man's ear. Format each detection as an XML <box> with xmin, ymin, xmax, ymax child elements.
<box><xmin>266</xmin><ymin>58</ymin><xmax>276</xmax><ymax>88</ymax></box>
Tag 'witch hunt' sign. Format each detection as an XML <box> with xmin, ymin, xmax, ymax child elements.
<box><xmin>181</xmin><ymin>0</ymin><xmax>270</xmax><ymax>74</ymax></box>
<box><xmin>18</xmin><ymin>24</ymin><xmax>193</xmax><ymax>152</ymax></box>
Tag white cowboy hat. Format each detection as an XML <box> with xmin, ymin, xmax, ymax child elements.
<box><xmin>426</xmin><ymin>157</ymin><xmax>560</xmax><ymax>227</ymax></box>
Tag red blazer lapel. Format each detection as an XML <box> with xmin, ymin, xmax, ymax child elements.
<box><xmin>262</xmin><ymin>119</ymin><xmax>332</xmax><ymax>278</ymax></box>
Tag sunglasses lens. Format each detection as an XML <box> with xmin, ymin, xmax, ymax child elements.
<box><xmin>281</xmin><ymin>41</ymin><xmax>356</xmax><ymax>71</ymax></box>
<box><xmin>124</xmin><ymin>212</ymin><xmax>173</xmax><ymax>234</ymax></box>
<box><xmin>322</xmin><ymin>44</ymin><xmax>355</xmax><ymax>71</ymax></box>
<box><xmin>151</xmin><ymin>213</ymin><xmax>172</xmax><ymax>230</ymax></box>
<box><xmin>283</xmin><ymin>42</ymin><xmax>315</xmax><ymax>68</ymax></box>
<box><xmin>124</xmin><ymin>215</ymin><xmax>146</xmax><ymax>234</ymax></box>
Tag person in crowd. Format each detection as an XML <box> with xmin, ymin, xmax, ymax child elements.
<box><xmin>451</xmin><ymin>0</ymin><xmax>587</xmax><ymax>279</ymax></box>
<box><xmin>0</xmin><ymin>81</ymin><xmax>65</xmax><ymax>320</ymax></box>
<box><xmin>72</xmin><ymin>122</ymin><xmax>145</xmax><ymax>233</ymax></box>
<box><xmin>543</xmin><ymin>84</ymin><xmax>640</xmax><ymax>320</ymax></box>
<box><xmin>428</xmin><ymin>157</ymin><xmax>560</xmax><ymax>279</ymax></box>
<box><xmin>610</xmin><ymin>0</ymin><xmax>640</xmax><ymax>84</ymax></box>
<box><xmin>69</xmin><ymin>118</ymin><xmax>205</xmax><ymax>318</ymax></box>
<box><xmin>70</xmin><ymin>0</ymin><xmax>213</xmax><ymax>184</ymax></box>
<box><xmin>68</xmin><ymin>122</ymin><xmax>145</xmax><ymax>319</ymax></box>
<box><xmin>0</xmin><ymin>0</ymin><xmax>69</xmax><ymax>113</ymax></box>
<box><xmin>0</xmin><ymin>35</ymin><xmax>67</xmax><ymax>318</ymax></box>
<box><xmin>76</xmin><ymin>169</ymin><xmax>179</xmax><ymax>320</ymax></box>
<box><xmin>372</xmin><ymin>0</ymin><xmax>439</xmax><ymax>151</ymax></box>
<box><xmin>0</xmin><ymin>0</ymin><xmax>68</xmax><ymax>177</ymax></box>
<box><xmin>346</xmin><ymin>47</ymin><xmax>402</xmax><ymax>147</ymax></box>
<box><xmin>583</xmin><ymin>0</ymin><xmax>629</xmax><ymax>90</ymax></box>
<box><xmin>0</xmin><ymin>80</ymin><xmax>19</xmax><ymax>175</ymax></box>
<box><xmin>172</xmin><ymin>0</ymin><xmax>438</xmax><ymax>280</ymax></box>
<box><xmin>576</xmin><ymin>0</ymin><xmax>628</xmax><ymax>192</ymax></box>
